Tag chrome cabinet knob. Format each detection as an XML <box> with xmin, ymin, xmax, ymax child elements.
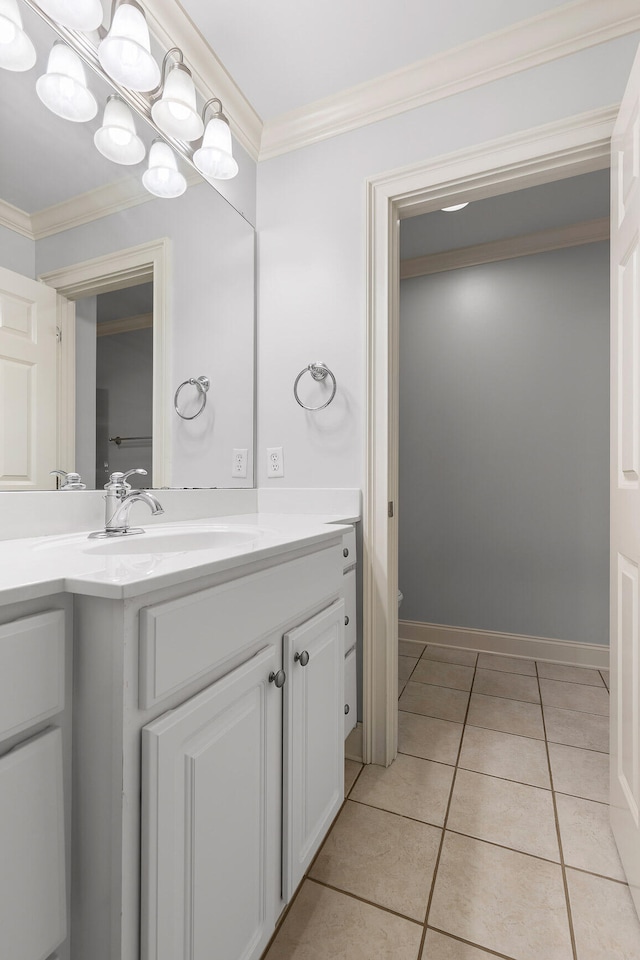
<box><xmin>344</xmin><ymin>615</ymin><xmax>350</xmax><ymax>626</ymax></box>
<box><xmin>344</xmin><ymin>704</ymin><xmax>350</xmax><ymax>714</ymax></box>
<box><xmin>294</xmin><ymin>650</ymin><xmax>310</xmax><ymax>667</ymax></box>
<box><xmin>343</xmin><ymin>547</ymin><xmax>349</xmax><ymax>558</ymax></box>
<box><xmin>269</xmin><ymin>669</ymin><xmax>286</xmax><ymax>688</ymax></box>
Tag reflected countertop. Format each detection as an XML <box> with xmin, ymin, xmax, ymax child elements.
<box><xmin>0</xmin><ymin>512</ymin><xmax>358</xmax><ymax>604</ymax></box>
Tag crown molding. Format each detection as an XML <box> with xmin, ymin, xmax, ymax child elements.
<box><xmin>144</xmin><ymin>0</ymin><xmax>263</xmax><ymax>162</ymax></box>
<box><xmin>400</xmin><ymin>216</ymin><xmax>610</xmax><ymax>278</ymax></box>
<box><xmin>0</xmin><ymin>199</ymin><xmax>34</xmax><ymax>240</ymax></box>
<box><xmin>260</xmin><ymin>0</ymin><xmax>640</xmax><ymax>160</ymax></box>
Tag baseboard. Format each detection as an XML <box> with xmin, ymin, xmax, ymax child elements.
<box><xmin>398</xmin><ymin>620</ymin><xmax>609</xmax><ymax>669</ymax></box>
<box><xmin>345</xmin><ymin>722</ymin><xmax>363</xmax><ymax>763</ymax></box>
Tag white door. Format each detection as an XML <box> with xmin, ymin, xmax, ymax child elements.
<box><xmin>282</xmin><ymin>600</ymin><xmax>344</xmax><ymax>900</ymax></box>
<box><xmin>611</xmin><ymin>43</ymin><xmax>640</xmax><ymax>917</ymax></box>
<box><xmin>0</xmin><ymin>266</ymin><xmax>59</xmax><ymax>490</ymax></box>
<box><xmin>141</xmin><ymin>645</ymin><xmax>282</xmax><ymax>960</ymax></box>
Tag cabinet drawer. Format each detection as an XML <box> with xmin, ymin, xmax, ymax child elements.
<box><xmin>344</xmin><ymin>648</ymin><xmax>357</xmax><ymax>739</ymax></box>
<box><xmin>0</xmin><ymin>728</ymin><xmax>66</xmax><ymax>960</ymax></box>
<box><xmin>341</xmin><ymin>527</ymin><xmax>356</xmax><ymax>570</ymax></box>
<box><xmin>0</xmin><ymin>611</ymin><xmax>65</xmax><ymax>743</ymax></box>
<box><xmin>342</xmin><ymin>568</ymin><xmax>357</xmax><ymax>655</ymax></box>
<box><xmin>140</xmin><ymin>545</ymin><xmax>342</xmax><ymax>709</ymax></box>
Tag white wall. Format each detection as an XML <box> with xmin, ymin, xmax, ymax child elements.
<box><xmin>399</xmin><ymin>242</ymin><xmax>609</xmax><ymax>645</ymax></box>
<box><xmin>75</xmin><ymin>296</ymin><xmax>97</xmax><ymax>486</ymax></box>
<box><xmin>256</xmin><ymin>34</ymin><xmax>639</xmax><ymax>488</ymax></box>
<box><xmin>35</xmin><ymin>181</ymin><xmax>255</xmax><ymax>490</ymax></box>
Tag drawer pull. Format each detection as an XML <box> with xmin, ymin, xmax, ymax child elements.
<box><xmin>294</xmin><ymin>650</ymin><xmax>310</xmax><ymax>667</ymax></box>
<box><xmin>344</xmin><ymin>704</ymin><xmax>350</xmax><ymax>714</ymax></box>
<box><xmin>344</xmin><ymin>615</ymin><xmax>350</xmax><ymax>626</ymax></box>
<box><xmin>269</xmin><ymin>669</ymin><xmax>286</xmax><ymax>688</ymax></box>
<box><xmin>343</xmin><ymin>548</ymin><xmax>349</xmax><ymax>558</ymax></box>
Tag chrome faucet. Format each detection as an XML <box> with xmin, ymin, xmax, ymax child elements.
<box><xmin>50</xmin><ymin>469</ymin><xmax>86</xmax><ymax>490</ymax></box>
<box><xmin>89</xmin><ymin>468</ymin><xmax>164</xmax><ymax>538</ymax></box>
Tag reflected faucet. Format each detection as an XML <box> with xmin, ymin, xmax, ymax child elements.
<box><xmin>89</xmin><ymin>469</ymin><xmax>164</xmax><ymax>539</ymax></box>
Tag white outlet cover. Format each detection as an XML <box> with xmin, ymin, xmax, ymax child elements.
<box><xmin>267</xmin><ymin>446</ymin><xmax>284</xmax><ymax>478</ymax></box>
<box><xmin>232</xmin><ymin>448</ymin><xmax>248</xmax><ymax>478</ymax></box>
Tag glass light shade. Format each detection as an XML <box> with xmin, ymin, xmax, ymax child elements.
<box><xmin>94</xmin><ymin>96</ymin><xmax>145</xmax><ymax>165</ymax></box>
<box><xmin>441</xmin><ymin>202</ymin><xmax>470</xmax><ymax>212</ymax></box>
<box><xmin>36</xmin><ymin>43</ymin><xmax>97</xmax><ymax>122</ymax></box>
<box><xmin>98</xmin><ymin>2</ymin><xmax>160</xmax><ymax>92</ymax></box>
<box><xmin>193</xmin><ymin>116</ymin><xmax>238</xmax><ymax>180</ymax></box>
<box><xmin>36</xmin><ymin>0</ymin><xmax>103</xmax><ymax>32</ymax></box>
<box><xmin>142</xmin><ymin>141</ymin><xmax>187</xmax><ymax>199</ymax></box>
<box><xmin>0</xmin><ymin>0</ymin><xmax>36</xmax><ymax>71</ymax></box>
<box><xmin>151</xmin><ymin>64</ymin><xmax>203</xmax><ymax>141</ymax></box>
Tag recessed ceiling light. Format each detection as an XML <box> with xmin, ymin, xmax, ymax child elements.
<box><xmin>441</xmin><ymin>202</ymin><xmax>470</xmax><ymax>212</ymax></box>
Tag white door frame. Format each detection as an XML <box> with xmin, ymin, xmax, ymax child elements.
<box><xmin>363</xmin><ymin>104</ymin><xmax>617</xmax><ymax>766</ymax></box>
<box><xmin>39</xmin><ymin>238</ymin><xmax>171</xmax><ymax>488</ymax></box>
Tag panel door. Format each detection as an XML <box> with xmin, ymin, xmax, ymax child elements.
<box><xmin>0</xmin><ymin>266</ymin><xmax>59</xmax><ymax>490</ymax></box>
<box><xmin>283</xmin><ymin>600</ymin><xmax>345</xmax><ymax>900</ymax></box>
<box><xmin>611</xmin><ymin>41</ymin><xmax>640</xmax><ymax>917</ymax></box>
<box><xmin>142</xmin><ymin>645</ymin><xmax>282</xmax><ymax>960</ymax></box>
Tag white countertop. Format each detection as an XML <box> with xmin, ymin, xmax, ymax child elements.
<box><xmin>0</xmin><ymin>513</ymin><xmax>358</xmax><ymax>604</ymax></box>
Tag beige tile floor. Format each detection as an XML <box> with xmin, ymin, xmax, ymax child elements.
<box><xmin>262</xmin><ymin>644</ymin><xmax>640</xmax><ymax>960</ymax></box>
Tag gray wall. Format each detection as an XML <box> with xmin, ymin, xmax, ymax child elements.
<box><xmin>75</xmin><ymin>296</ymin><xmax>97</xmax><ymax>487</ymax></box>
<box><xmin>398</xmin><ymin>241</ymin><xmax>609</xmax><ymax>645</ymax></box>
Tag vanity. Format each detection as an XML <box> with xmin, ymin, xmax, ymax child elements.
<box><xmin>0</xmin><ymin>513</ymin><xmax>358</xmax><ymax>960</ymax></box>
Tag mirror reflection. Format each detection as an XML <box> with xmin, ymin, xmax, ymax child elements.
<box><xmin>0</xmin><ymin>1</ymin><xmax>255</xmax><ymax>491</ymax></box>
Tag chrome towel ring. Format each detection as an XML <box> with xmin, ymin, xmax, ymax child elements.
<box><xmin>174</xmin><ymin>375</ymin><xmax>210</xmax><ymax>420</ymax></box>
<box><xmin>293</xmin><ymin>362</ymin><xmax>337</xmax><ymax>411</ymax></box>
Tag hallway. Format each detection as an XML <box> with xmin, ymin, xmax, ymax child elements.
<box><xmin>263</xmin><ymin>644</ymin><xmax>640</xmax><ymax>959</ymax></box>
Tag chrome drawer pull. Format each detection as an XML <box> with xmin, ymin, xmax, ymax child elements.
<box><xmin>294</xmin><ymin>650</ymin><xmax>310</xmax><ymax>667</ymax></box>
<box><xmin>268</xmin><ymin>669</ymin><xmax>286</xmax><ymax>688</ymax></box>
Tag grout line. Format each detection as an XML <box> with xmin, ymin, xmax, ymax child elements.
<box><xmin>402</xmin><ymin>677</ymin><xmax>474</xmax><ymax>695</ymax></box>
<box><xmin>535</xmin><ymin>659</ymin><xmax>579</xmax><ymax>960</ymax></box>
<box><xmin>546</xmin><ymin>738</ymin><xmax>609</xmax><ymax>756</ymax></box>
<box><xmin>307</xmin><ymin>877</ymin><xmax>424</xmax><ymax>926</ymax></box>
<box><xmin>464</xmin><ymin>718</ymin><xmax>545</xmax><ymax>741</ymax></box>
<box><xmin>427</xmin><ymin>925</ymin><xmax>520</xmax><ymax>960</ymax></box>
<box><xmin>346</xmin><ymin>795</ymin><xmax>449</xmax><ymax>831</ymax></box>
<box><xmin>396</xmin><ymin>705</ymin><xmax>468</xmax><ymax>724</ymax></box>
<box><xmin>414</xmin><ymin>651</ymin><xmax>481</xmax><ymax>960</ymax></box>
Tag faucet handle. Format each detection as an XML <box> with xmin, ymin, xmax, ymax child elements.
<box><xmin>50</xmin><ymin>469</ymin><xmax>86</xmax><ymax>490</ymax></box>
<box><xmin>104</xmin><ymin>468</ymin><xmax>147</xmax><ymax>492</ymax></box>
<box><xmin>122</xmin><ymin>468</ymin><xmax>147</xmax><ymax>483</ymax></box>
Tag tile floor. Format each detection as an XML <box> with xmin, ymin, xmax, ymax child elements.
<box><xmin>262</xmin><ymin>643</ymin><xmax>640</xmax><ymax>960</ymax></box>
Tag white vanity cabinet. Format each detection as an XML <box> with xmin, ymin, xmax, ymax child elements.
<box><xmin>71</xmin><ymin>535</ymin><xmax>346</xmax><ymax>960</ymax></box>
<box><xmin>340</xmin><ymin>525</ymin><xmax>358</xmax><ymax>738</ymax></box>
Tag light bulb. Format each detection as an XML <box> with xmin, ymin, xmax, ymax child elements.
<box><xmin>142</xmin><ymin>140</ymin><xmax>187</xmax><ymax>199</ymax></box>
<box><xmin>441</xmin><ymin>202</ymin><xmax>470</xmax><ymax>212</ymax></box>
<box><xmin>36</xmin><ymin>0</ymin><xmax>103</xmax><ymax>32</ymax></box>
<box><xmin>94</xmin><ymin>96</ymin><xmax>145</xmax><ymax>165</ymax></box>
<box><xmin>36</xmin><ymin>42</ymin><xmax>97</xmax><ymax>122</ymax></box>
<box><xmin>151</xmin><ymin>62</ymin><xmax>203</xmax><ymax>141</ymax></box>
<box><xmin>98</xmin><ymin>1</ymin><xmax>160</xmax><ymax>92</ymax></box>
<box><xmin>0</xmin><ymin>0</ymin><xmax>36</xmax><ymax>72</ymax></box>
<box><xmin>193</xmin><ymin>112</ymin><xmax>238</xmax><ymax>181</ymax></box>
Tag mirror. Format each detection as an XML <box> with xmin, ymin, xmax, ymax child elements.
<box><xmin>0</xmin><ymin>1</ymin><xmax>255</xmax><ymax>491</ymax></box>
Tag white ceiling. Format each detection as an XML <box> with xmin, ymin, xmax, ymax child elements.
<box><xmin>178</xmin><ymin>0</ymin><xmax>571</xmax><ymax>121</ymax></box>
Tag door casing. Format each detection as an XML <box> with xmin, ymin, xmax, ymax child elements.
<box><xmin>363</xmin><ymin>104</ymin><xmax>617</xmax><ymax>766</ymax></box>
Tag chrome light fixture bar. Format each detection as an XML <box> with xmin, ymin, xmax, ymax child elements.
<box><xmin>22</xmin><ymin>0</ymin><xmax>243</xmax><ymax>200</ymax></box>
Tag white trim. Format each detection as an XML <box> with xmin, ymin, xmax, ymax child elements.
<box><xmin>260</xmin><ymin>0</ymin><xmax>639</xmax><ymax>160</ymax></box>
<box><xmin>400</xmin><ymin>216</ymin><xmax>610</xmax><ymax>278</ymax></box>
<box><xmin>96</xmin><ymin>313</ymin><xmax>154</xmax><ymax>338</ymax></box>
<box><xmin>0</xmin><ymin>198</ymin><xmax>32</xmax><ymax>239</ymax></box>
<box><xmin>143</xmin><ymin>0</ymin><xmax>262</xmax><ymax>162</ymax></box>
<box><xmin>364</xmin><ymin>105</ymin><xmax>616</xmax><ymax>767</ymax></box>
<box><xmin>399</xmin><ymin>620</ymin><xmax>609</xmax><ymax>670</ymax></box>
<box><xmin>39</xmin><ymin>239</ymin><xmax>171</xmax><ymax>488</ymax></box>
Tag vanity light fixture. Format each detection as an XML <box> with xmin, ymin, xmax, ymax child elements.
<box><xmin>98</xmin><ymin>0</ymin><xmax>160</xmax><ymax>92</ymax></box>
<box><xmin>36</xmin><ymin>0</ymin><xmax>103</xmax><ymax>32</ymax></box>
<box><xmin>94</xmin><ymin>95</ymin><xmax>145</xmax><ymax>165</ymax></box>
<box><xmin>151</xmin><ymin>47</ymin><xmax>203</xmax><ymax>142</ymax></box>
<box><xmin>441</xmin><ymin>202</ymin><xmax>470</xmax><ymax>212</ymax></box>
<box><xmin>36</xmin><ymin>41</ymin><xmax>98</xmax><ymax>122</ymax></box>
<box><xmin>0</xmin><ymin>0</ymin><xmax>36</xmax><ymax>71</ymax></box>
<box><xmin>193</xmin><ymin>98</ymin><xmax>238</xmax><ymax>181</ymax></box>
<box><xmin>142</xmin><ymin>139</ymin><xmax>187</xmax><ymax>198</ymax></box>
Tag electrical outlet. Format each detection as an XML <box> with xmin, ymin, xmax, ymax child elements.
<box><xmin>266</xmin><ymin>446</ymin><xmax>284</xmax><ymax>478</ymax></box>
<box><xmin>232</xmin><ymin>448</ymin><xmax>248</xmax><ymax>478</ymax></box>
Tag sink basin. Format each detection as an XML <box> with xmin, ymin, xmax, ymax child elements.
<box><xmin>83</xmin><ymin>526</ymin><xmax>260</xmax><ymax>555</ymax></box>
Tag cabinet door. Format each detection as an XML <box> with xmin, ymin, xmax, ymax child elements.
<box><xmin>283</xmin><ymin>600</ymin><xmax>345</xmax><ymax>900</ymax></box>
<box><xmin>142</xmin><ymin>645</ymin><xmax>282</xmax><ymax>960</ymax></box>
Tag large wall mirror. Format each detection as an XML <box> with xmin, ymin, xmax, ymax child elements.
<box><xmin>0</xmin><ymin>0</ymin><xmax>255</xmax><ymax>491</ymax></box>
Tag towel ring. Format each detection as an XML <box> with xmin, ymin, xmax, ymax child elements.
<box><xmin>174</xmin><ymin>376</ymin><xmax>210</xmax><ymax>420</ymax></box>
<box><xmin>293</xmin><ymin>362</ymin><xmax>337</xmax><ymax>411</ymax></box>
